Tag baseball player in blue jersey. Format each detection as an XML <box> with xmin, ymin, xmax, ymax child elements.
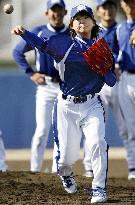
<box><xmin>117</xmin><ymin>0</ymin><xmax>135</xmax><ymax>180</ymax></box>
<box><xmin>83</xmin><ymin>0</ymin><xmax>128</xmax><ymax>178</ymax></box>
<box><xmin>12</xmin><ymin>0</ymin><xmax>68</xmax><ymax>172</ymax></box>
<box><xmin>12</xmin><ymin>4</ymin><xmax>117</xmax><ymax>203</ymax></box>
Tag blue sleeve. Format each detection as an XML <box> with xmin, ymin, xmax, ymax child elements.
<box><xmin>21</xmin><ymin>30</ymin><xmax>72</xmax><ymax>63</ymax></box>
<box><xmin>13</xmin><ymin>40</ymin><xmax>34</xmax><ymax>75</ymax></box>
<box><xmin>12</xmin><ymin>26</ymin><xmax>45</xmax><ymax>75</ymax></box>
<box><xmin>104</xmin><ymin>71</ymin><xmax>116</xmax><ymax>87</ymax></box>
<box><xmin>104</xmin><ymin>57</ymin><xmax>116</xmax><ymax>87</ymax></box>
<box><xmin>21</xmin><ymin>30</ymin><xmax>48</xmax><ymax>53</ymax></box>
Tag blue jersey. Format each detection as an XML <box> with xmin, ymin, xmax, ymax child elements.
<box><xmin>117</xmin><ymin>19</ymin><xmax>135</xmax><ymax>71</ymax></box>
<box><xmin>13</xmin><ymin>23</ymin><xmax>69</xmax><ymax>77</ymax></box>
<box><xmin>99</xmin><ymin>22</ymin><xmax>119</xmax><ymax>63</ymax></box>
<box><xmin>21</xmin><ymin>30</ymin><xmax>116</xmax><ymax>96</ymax></box>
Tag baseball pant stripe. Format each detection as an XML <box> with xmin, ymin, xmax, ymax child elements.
<box><xmin>53</xmin><ymin>99</ymin><xmax>60</xmax><ymax>173</ymax></box>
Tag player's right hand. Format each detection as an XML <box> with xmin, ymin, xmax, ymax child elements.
<box><xmin>30</xmin><ymin>72</ymin><xmax>46</xmax><ymax>85</ymax></box>
<box><xmin>11</xmin><ymin>25</ymin><xmax>25</xmax><ymax>35</ymax></box>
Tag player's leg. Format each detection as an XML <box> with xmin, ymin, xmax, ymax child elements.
<box><xmin>118</xmin><ymin>73</ymin><xmax>135</xmax><ymax>179</ymax></box>
<box><xmin>0</xmin><ymin>131</ymin><xmax>8</xmax><ymax>171</ymax></box>
<box><xmin>31</xmin><ymin>83</ymin><xmax>58</xmax><ymax>172</ymax></box>
<box><xmin>110</xmin><ymin>82</ymin><xmax>128</xmax><ymax>139</ymax></box>
<box><xmin>81</xmin><ymin>95</ymin><xmax>108</xmax><ymax>203</ymax></box>
<box><xmin>53</xmin><ymin>93</ymin><xmax>82</xmax><ymax>193</ymax></box>
<box><xmin>83</xmin><ymin>140</ymin><xmax>93</xmax><ymax>177</ymax></box>
<box><xmin>83</xmin><ymin>84</ymin><xmax>109</xmax><ymax>177</ymax></box>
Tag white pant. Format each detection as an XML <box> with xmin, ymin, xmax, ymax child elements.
<box><xmin>31</xmin><ymin>78</ymin><xmax>59</xmax><ymax>172</ymax></box>
<box><xmin>0</xmin><ymin>130</ymin><xmax>8</xmax><ymax>171</ymax></box>
<box><xmin>53</xmin><ymin>92</ymin><xmax>108</xmax><ymax>189</ymax></box>
<box><xmin>118</xmin><ymin>72</ymin><xmax>135</xmax><ymax>171</ymax></box>
<box><xmin>83</xmin><ymin>83</ymin><xmax>127</xmax><ymax>172</ymax></box>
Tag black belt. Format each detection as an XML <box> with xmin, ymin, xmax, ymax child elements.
<box><xmin>126</xmin><ymin>70</ymin><xmax>135</xmax><ymax>74</ymax></box>
<box><xmin>51</xmin><ymin>76</ymin><xmax>61</xmax><ymax>83</ymax></box>
<box><xmin>45</xmin><ymin>75</ymin><xmax>61</xmax><ymax>83</ymax></box>
<box><xmin>62</xmin><ymin>94</ymin><xmax>95</xmax><ymax>104</ymax></box>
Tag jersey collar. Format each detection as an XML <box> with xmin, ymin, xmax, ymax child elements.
<box><xmin>47</xmin><ymin>23</ymin><xmax>67</xmax><ymax>33</ymax></box>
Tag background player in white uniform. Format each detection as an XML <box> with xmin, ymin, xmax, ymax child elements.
<box><xmin>0</xmin><ymin>130</ymin><xmax>8</xmax><ymax>171</ymax></box>
<box><xmin>83</xmin><ymin>0</ymin><xmax>127</xmax><ymax>178</ymax></box>
<box><xmin>12</xmin><ymin>4</ymin><xmax>116</xmax><ymax>203</ymax></box>
<box><xmin>117</xmin><ymin>0</ymin><xmax>135</xmax><ymax>180</ymax></box>
<box><xmin>13</xmin><ymin>0</ymin><xmax>68</xmax><ymax>172</ymax></box>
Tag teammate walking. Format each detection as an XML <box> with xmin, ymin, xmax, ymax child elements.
<box><xmin>83</xmin><ymin>0</ymin><xmax>127</xmax><ymax>178</ymax></box>
<box><xmin>12</xmin><ymin>0</ymin><xmax>68</xmax><ymax>172</ymax></box>
<box><xmin>11</xmin><ymin>4</ymin><xmax>116</xmax><ymax>203</ymax></box>
<box><xmin>117</xmin><ymin>0</ymin><xmax>135</xmax><ymax>180</ymax></box>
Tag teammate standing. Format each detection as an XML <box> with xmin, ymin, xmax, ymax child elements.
<box><xmin>83</xmin><ymin>0</ymin><xmax>127</xmax><ymax>178</ymax></box>
<box><xmin>12</xmin><ymin>0</ymin><xmax>68</xmax><ymax>172</ymax></box>
<box><xmin>117</xmin><ymin>0</ymin><xmax>135</xmax><ymax>180</ymax></box>
<box><xmin>11</xmin><ymin>4</ymin><xmax>116</xmax><ymax>203</ymax></box>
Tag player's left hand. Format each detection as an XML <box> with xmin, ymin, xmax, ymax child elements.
<box><xmin>11</xmin><ymin>25</ymin><xmax>25</xmax><ymax>35</ymax></box>
<box><xmin>30</xmin><ymin>72</ymin><xmax>46</xmax><ymax>85</ymax></box>
<box><xmin>129</xmin><ymin>30</ymin><xmax>135</xmax><ymax>46</ymax></box>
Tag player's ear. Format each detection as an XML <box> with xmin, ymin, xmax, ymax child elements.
<box><xmin>69</xmin><ymin>19</ymin><xmax>73</xmax><ymax>28</ymax></box>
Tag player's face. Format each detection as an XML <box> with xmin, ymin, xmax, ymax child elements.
<box><xmin>121</xmin><ymin>0</ymin><xmax>135</xmax><ymax>18</ymax></box>
<box><xmin>97</xmin><ymin>4</ymin><xmax>117</xmax><ymax>22</ymax></box>
<box><xmin>46</xmin><ymin>5</ymin><xmax>66</xmax><ymax>27</ymax></box>
<box><xmin>72</xmin><ymin>13</ymin><xmax>95</xmax><ymax>38</ymax></box>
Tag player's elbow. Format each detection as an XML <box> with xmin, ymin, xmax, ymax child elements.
<box><xmin>104</xmin><ymin>71</ymin><xmax>116</xmax><ymax>87</ymax></box>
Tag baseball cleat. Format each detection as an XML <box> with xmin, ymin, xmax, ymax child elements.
<box><xmin>60</xmin><ymin>173</ymin><xmax>77</xmax><ymax>194</ymax></box>
<box><xmin>128</xmin><ymin>172</ymin><xmax>135</xmax><ymax>180</ymax></box>
<box><xmin>83</xmin><ymin>170</ymin><xmax>94</xmax><ymax>178</ymax></box>
<box><xmin>91</xmin><ymin>187</ymin><xmax>107</xmax><ymax>204</ymax></box>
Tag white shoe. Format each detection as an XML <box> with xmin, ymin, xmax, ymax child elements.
<box><xmin>83</xmin><ymin>170</ymin><xmax>94</xmax><ymax>178</ymax></box>
<box><xmin>60</xmin><ymin>173</ymin><xmax>77</xmax><ymax>194</ymax></box>
<box><xmin>91</xmin><ymin>187</ymin><xmax>107</xmax><ymax>203</ymax></box>
<box><xmin>128</xmin><ymin>172</ymin><xmax>135</xmax><ymax>180</ymax></box>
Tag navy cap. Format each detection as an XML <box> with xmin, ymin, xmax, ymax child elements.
<box><xmin>47</xmin><ymin>0</ymin><xmax>65</xmax><ymax>10</ymax></box>
<box><xmin>70</xmin><ymin>4</ymin><xmax>94</xmax><ymax>18</ymax></box>
<box><xmin>96</xmin><ymin>0</ymin><xmax>116</xmax><ymax>6</ymax></box>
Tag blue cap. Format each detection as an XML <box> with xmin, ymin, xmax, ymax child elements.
<box><xmin>70</xmin><ymin>4</ymin><xmax>94</xmax><ymax>18</ymax></box>
<box><xmin>96</xmin><ymin>0</ymin><xmax>115</xmax><ymax>6</ymax></box>
<box><xmin>47</xmin><ymin>0</ymin><xmax>65</xmax><ymax>10</ymax></box>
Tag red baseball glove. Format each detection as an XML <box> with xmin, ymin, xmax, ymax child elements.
<box><xmin>82</xmin><ymin>38</ymin><xmax>113</xmax><ymax>75</ymax></box>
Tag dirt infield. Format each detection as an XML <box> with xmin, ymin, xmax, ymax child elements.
<box><xmin>0</xmin><ymin>171</ymin><xmax>135</xmax><ymax>205</ymax></box>
<box><xmin>0</xmin><ymin>159</ymin><xmax>135</xmax><ymax>204</ymax></box>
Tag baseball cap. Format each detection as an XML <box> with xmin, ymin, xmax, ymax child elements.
<box><xmin>96</xmin><ymin>0</ymin><xmax>116</xmax><ymax>6</ymax></box>
<box><xmin>70</xmin><ymin>4</ymin><xmax>94</xmax><ymax>18</ymax></box>
<box><xmin>47</xmin><ymin>0</ymin><xmax>65</xmax><ymax>10</ymax></box>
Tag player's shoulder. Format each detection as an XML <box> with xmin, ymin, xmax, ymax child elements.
<box><xmin>30</xmin><ymin>25</ymin><xmax>47</xmax><ymax>35</ymax></box>
<box><xmin>117</xmin><ymin>20</ymin><xmax>127</xmax><ymax>30</ymax></box>
<box><xmin>116</xmin><ymin>21</ymin><xmax>127</xmax><ymax>38</ymax></box>
<box><xmin>49</xmin><ymin>33</ymin><xmax>72</xmax><ymax>45</ymax></box>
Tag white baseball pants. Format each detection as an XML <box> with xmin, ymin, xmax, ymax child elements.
<box><xmin>53</xmin><ymin>92</ymin><xmax>108</xmax><ymax>189</ymax></box>
<box><xmin>31</xmin><ymin>78</ymin><xmax>59</xmax><ymax>172</ymax></box>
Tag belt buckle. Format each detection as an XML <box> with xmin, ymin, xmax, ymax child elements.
<box><xmin>73</xmin><ymin>96</ymin><xmax>87</xmax><ymax>104</ymax></box>
<box><xmin>73</xmin><ymin>96</ymin><xmax>80</xmax><ymax>104</ymax></box>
